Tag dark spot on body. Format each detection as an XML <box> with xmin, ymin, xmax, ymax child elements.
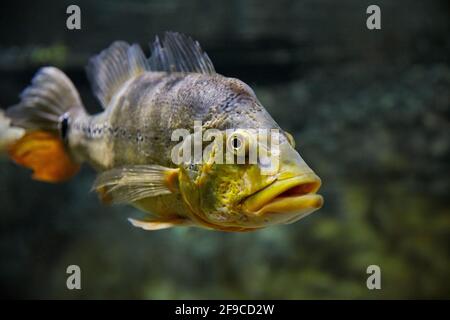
<box><xmin>60</xmin><ymin>114</ymin><xmax>69</xmax><ymax>140</ymax></box>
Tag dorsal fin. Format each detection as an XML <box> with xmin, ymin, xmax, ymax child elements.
<box><xmin>148</xmin><ymin>32</ymin><xmax>215</xmax><ymax>74</ymax></box>
<box><xmin>86</xmin><ymin>32</ymin><xmax>215</xmax><ymax>109</ymax></box>
<box><xmin>86</xmin><ymin>41</ymin><xmax>148</xmax><ymax>108</ymax></box>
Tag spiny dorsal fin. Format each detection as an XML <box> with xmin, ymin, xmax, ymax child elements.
<box><xmin>148</xmin><ymin>32</ymin><xmax>215</xmax><ymax>74</ymax></box>
<box><xmin>86</xmin><ymin>41</ymin><xmax>148</xmax><ymax>108</ymax></box>
<box><xmin>86</xmin><ymin>32</ymin><xmax>215</xmax><ymax>109</ymax></box>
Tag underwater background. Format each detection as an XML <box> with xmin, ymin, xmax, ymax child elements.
<box><xmin>0</xmin><ymin>0</ymin><xmax>449</xmax><ymax>299</ymax></box>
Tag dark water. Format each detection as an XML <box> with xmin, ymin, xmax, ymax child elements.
<box><xmin>0</xmin><ymin>0</ymin><xmax>449</xmax><ymax>299</ymax></box>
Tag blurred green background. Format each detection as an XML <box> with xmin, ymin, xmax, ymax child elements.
<box><xmin>0</xmin><ymin>0</ymin><xmax>449</xmax><ymax>299</ymax></box>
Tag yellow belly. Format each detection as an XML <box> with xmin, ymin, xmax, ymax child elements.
<box><xmin>133</xmin><ymin>194</ymin><xmax>187</xmax><ymax>218</ymax></box>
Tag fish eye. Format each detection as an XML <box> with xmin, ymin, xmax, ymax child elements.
<box><xmin>227</xmin><ymin>132</ymin><xmax>248</xmax><ymax>156</ymax></box>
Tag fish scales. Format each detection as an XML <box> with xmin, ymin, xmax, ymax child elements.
<box><xmin>70</xmin><ymin>72</ymin><xmax>281</xmax><ymax>170</ymax></box>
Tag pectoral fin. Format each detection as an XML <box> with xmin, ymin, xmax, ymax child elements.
<box><xmin>92</xmin><ymin>165</ymin><xmax>179</xmax><ymax>204</ymax></box>
<box><xmin>128</xmin><ymin>217</ymin><xmax>192</xmax><ymax>231</ymax></box>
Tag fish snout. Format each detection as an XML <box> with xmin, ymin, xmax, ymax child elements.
<box><xmin>242</xmin><ymin>173</ymin><xmax>323</xmax><ymax>214</ymax></box>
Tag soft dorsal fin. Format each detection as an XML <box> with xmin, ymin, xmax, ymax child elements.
<box><xmin>86</xmin><ymin>41</ymin><xmax>148</xmax><ymax>108</ymax></box>
<box><xmin>148</xmin><ymin>32</ymin><xmax>215</xmax><ymax>74</ymax></box>
<box><xmin>86</xmin><ymin>32</ymin><xmax>215</xmax><ymax>109</ymax></box>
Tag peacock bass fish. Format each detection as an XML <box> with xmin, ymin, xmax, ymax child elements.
<box><xmin>1</xmin><ymin>32</ymin><xmax>323</xmax><ymax>232</ymax></box>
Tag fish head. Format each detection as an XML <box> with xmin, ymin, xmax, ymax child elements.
<box><xmin>176</xmin><ymin>130</ymin><xmax>323</xmax><ymax>231</ymax></box>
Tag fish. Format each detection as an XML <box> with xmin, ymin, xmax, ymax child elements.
<box><xmin>1</xmin><ymin>32</ymin><xmax>323</xmax><ymax>232</ymax></box>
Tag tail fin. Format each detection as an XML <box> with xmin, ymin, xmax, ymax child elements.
<box><xmin>4</xmin><ymin>67</ymin><xmax>84</xmax><ymax>183</ymax></box>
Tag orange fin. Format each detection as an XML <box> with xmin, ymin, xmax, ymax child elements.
<box><xmin>8</xmin><ymin>131</ymin><xmax>80</xmax><ymax>183</ymax></box>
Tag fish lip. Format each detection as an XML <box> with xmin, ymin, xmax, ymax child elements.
<box><xmin>242</xmin><ymin>173</ymin><xmax>323</xmax><ymax>214</ymax></box>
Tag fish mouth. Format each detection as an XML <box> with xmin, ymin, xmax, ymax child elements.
<box><xmin>242</xmin><ymin>174</ymin><xmax>323</xmax><ymax>216</ymax></box>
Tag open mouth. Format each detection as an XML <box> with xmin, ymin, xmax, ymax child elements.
<box><xmin>242</xmin><ymin>174</ymin><xmax>323</xmax><ymax>215</ymax></box>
